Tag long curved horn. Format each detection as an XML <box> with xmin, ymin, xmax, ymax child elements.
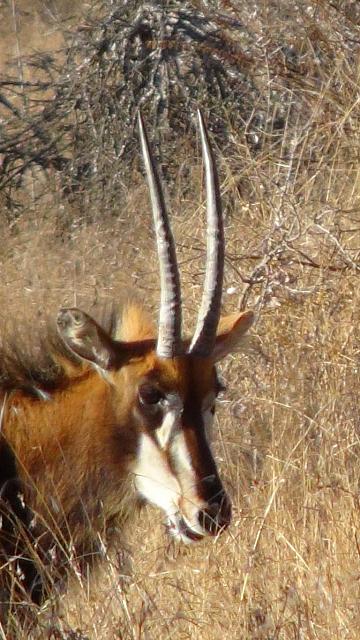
<box><xmin>189</xmin><ymin>110</ymin><xmax>224</xmax><ymax>357</ymax></box>
<box><xmin>138</xmin><ymin>112</ymin><xmax>182</xmax><ymax>358</ymax></box>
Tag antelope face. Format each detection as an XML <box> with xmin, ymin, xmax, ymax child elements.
<box><xmin>57</xmin><ymin>109</ymin><xmax>254</xmax><ymax>542</ymax></box>
<box><xmin>129</xmin><ymin>311</ymin><xmax>253</xmax><ymax>541</ymax></box>
<box><xmin>57</xmin><ymin>308</ymin><xmax>253</xmax><ymax>543</ymax></box>
<box><xmin>131</xmin><ymin>355</ymin><xmax>230</xmax><ymax>542</ymax></box>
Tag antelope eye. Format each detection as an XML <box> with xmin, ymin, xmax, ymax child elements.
<box><xmin>138</xmin><ymin>383</ymin><xmax>164</xmax><ymax>406</ymax></box>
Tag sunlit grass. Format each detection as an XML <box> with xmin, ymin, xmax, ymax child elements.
<box><xmin>1</xmin><ymin>1</ymin><xmax>360</xmax><ymax>638</ymax></box>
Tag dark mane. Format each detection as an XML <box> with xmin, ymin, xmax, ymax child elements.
<box><xmin>0</xmin><ymin>304</ymin><xmax>120</xmax><ymax>397</ymax></box>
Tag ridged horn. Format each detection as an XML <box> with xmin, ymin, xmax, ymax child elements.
<box><xmin>138</xmin><ymin>112</ymin><xmax>182</xmax><ymax>358</ymax></box>
<box><xmin>189</xmin><ymin>110</ymin><xmax>224</xmax><ymax>357</ymax></box>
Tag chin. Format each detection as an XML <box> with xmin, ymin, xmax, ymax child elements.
<box><xmin>167</xmin><ymin>515</ymin><xmax>205</xmax><ymax>544</ymax></box>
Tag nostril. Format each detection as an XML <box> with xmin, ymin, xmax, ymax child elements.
<box><xmin>198</xmin><ymin>498</ymin><xmax>231</xmax><ymax>535</ymax></box>
<box><xmin>220</xmin><ymin>496</ymin><xmax>232</xmax><ymax>526</ymax></box>
<box><xmin>198</xmin><ymin>505</ymin><xmax>219</xmax><ymax>534</ymax></box>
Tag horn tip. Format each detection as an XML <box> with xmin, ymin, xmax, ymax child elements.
<box><xmin>137</xmin><ymin>110</ymin><xmax>145</xmax><ymax>133</ymax></box>
<box><xmin>197</xmin><ymin>108</ymin><xmax>205</xmax><ymax>128</ymax></box>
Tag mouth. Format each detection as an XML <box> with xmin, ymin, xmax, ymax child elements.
<box><xmin>167</xmin><ymin>515</ymin><xmax>204</xmax><ymax>543</ymax></box>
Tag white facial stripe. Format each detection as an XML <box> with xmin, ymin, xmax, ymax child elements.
<box><xmin>170</xmin><ymin>431</ymin><xmax>207</xmax><ymax>534</ymax></box>
<box><xmin>171</xmin><ymin>430</ymin><xmax>194</xmax><ymax>475</ymax></box>
<box><xmin>133</xmin><ymin>433</ymin><xmax>181</xmax><ymax>515</ymax></box>
<box><xmin>156</xmin><ymin>409</ymin><xmax>178</xmax><ymax>448</ymax></box>
<box><xmin>155</xmin><ymin>393</ymin><xmax>183</xmax><ymax>449</ymax></box>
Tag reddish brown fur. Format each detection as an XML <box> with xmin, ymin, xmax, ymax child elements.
<box><xmin>0</xmin><ymin>303</ymin><xmax>150</xmax><ymax>610</ymax></box>
<box><xmin>0</xmin><ymin>301</ymin><xmax>252</xmax><ymax>615</ymax></box>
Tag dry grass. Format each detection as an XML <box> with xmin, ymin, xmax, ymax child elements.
<box><xmin>1</xmin><ymin>1</ymin><xmax>360</xmax><ymax>638</ymax></box>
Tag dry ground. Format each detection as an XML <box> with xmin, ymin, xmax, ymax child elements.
<box><xmin>1</xmin><ymin>1</ymin><xmax>360</xmax><ymax>638</ymax></box>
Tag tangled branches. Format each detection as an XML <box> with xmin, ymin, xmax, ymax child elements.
<box><xmin>0</xmin><ymin>1</ymin><xmax>258</xmax><ymax>209</ymax></box>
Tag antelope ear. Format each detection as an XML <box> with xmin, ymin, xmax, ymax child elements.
<box><xmin>212</xmin><ymin>310</ymin><xmax>254</xmax><ymax>362</ymax></box>
<box><xmin>57</xmin><ymin>308</ymin><xmax>119</xmax><ymax>370</ymax></box>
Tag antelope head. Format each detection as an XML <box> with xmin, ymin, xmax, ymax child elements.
<box><xmin>57</xmin><ymin>111</ymin><xmax>254</xmax><ymax>543</ymax></box>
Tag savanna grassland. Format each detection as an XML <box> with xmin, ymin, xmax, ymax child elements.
<box><xmin>1</xmin><ymin>1</ymin><xmax>360</xmax><ymax>638</ymax></box>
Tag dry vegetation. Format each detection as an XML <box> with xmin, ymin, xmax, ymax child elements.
<box><xmin>1</xmin><ymin>0</ymin><xmax>360</xmax><ymax>638</ymax></box>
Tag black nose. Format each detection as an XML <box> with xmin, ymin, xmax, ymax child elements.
<box><xmin>198</xmin><ymin>494</ymin><xmax>232</xmax><ymax>535</ymax></box>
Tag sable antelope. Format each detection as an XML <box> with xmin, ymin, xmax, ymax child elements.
<box><xmin>0</xmin><ymin>111</ymin><xmax>253</xmax><ymax>612</ymax></box>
